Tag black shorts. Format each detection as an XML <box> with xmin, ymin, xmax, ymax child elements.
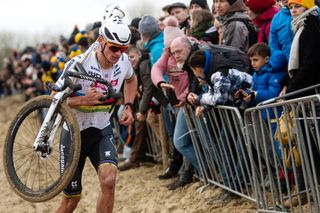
<box><xmin>60</xmin><ymin>125</ymin><xmax>118</xmax><ymax>196</ymax></box>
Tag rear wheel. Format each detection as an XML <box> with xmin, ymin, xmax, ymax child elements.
<box><xmin>3</xmin><ymin>95</ymin><xmax>81</xmax><ymax>202</ymax></box>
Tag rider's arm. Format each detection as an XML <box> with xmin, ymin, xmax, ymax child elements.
<box><xmin>51</xmin><ymin>88</ymin><xmax>103</xmax><ymax>108</ymax></box>
<box><xmin>123</xmin><ymin>74</ymin><xmax>138</xmax><ymax>109</ymax></box>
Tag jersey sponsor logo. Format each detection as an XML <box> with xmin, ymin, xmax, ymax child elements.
<box><xmin>60</xmin><ymin>144</ymin><xmax>66</xmax><ymax>173</ymax></box>
<box><xmin>88</xmin><ymin>70</ymin><xmax>101</xmax><ymax>78</ymax></box>
<box><xmin>110</xmin><ymin>79</ymin><xmax>118</xmax><ymax>87</ymax></box>
<box><xmin>105</xmin><ymin>151</ymin><xmax>111</xmax><ymax>157</ymax></box>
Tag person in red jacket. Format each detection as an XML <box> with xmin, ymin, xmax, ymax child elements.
<box><xmin>246</xmin><ymin>0</ymin><xmax>279</xmax><ymax>43</ymax></box>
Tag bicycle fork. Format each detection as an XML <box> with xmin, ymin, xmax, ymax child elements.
<box><xmin>32</xmin><ymin>93</ymin><xmax>64</xmax><ymax>157</ymax></box>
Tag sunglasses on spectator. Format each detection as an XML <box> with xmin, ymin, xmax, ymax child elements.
<box><xmin>105</xmin><ymin>41</ymin><xmax>128</xmax><ymax>53</ymax></box>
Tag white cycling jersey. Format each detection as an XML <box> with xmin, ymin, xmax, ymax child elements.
<box><xmin>56</xmin><ymin>48</ymin><xmax>134</xmax><ymax>131</ymax></box>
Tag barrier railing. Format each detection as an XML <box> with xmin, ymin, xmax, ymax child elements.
<box><xmin>145</xmin><ymin>118</ymin><xmax>162</xmax><ymax>162</ymax></box>
<box><xmin>184</xmin><ymin>105</ymin><xmax>256</xmax><ymax>202</ymax></box>
<box><xmin>244</xmin><ymin>95</ymin><xmax>320</xmax><ymax>212</ymax></box>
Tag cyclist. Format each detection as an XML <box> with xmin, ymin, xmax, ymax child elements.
<box><xmin>55</xmin><ymin>17</ymin><xmax>137</xmax><ymax>213</ymax></box>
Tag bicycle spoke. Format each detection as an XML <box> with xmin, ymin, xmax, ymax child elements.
<box><xmin>20</xmin><ymin>153</ymin><xmax>36</xmax><ymax>188</ymax></box>
<box><xmin>40</xmin><ymin>158</ymin><xmax>58</xmax><ymax>186</ymax></box>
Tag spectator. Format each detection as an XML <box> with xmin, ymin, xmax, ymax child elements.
<box><xmin>284</xmin><ymin>0</ymin><xmax>320</xmax><ymax>208</ymax></box>
<box><xmin>152</xmin><ymin>22</ymin><xmax>195</xmax><ymax>190</ymax></box>
<box><xmin>286</xmin><ymin>0</ymin><xmax>320</xmax><ymax>96</ymax></box>
<box><xmin>168</xmin><ymin>2</ymin><xmax>190</xmax><ymax>35</ymax></box>
<box><xmin>236</xmin><ymin>43</ymin><xmax>287</xmax><ymax>157</ymax></box>
<box><xmin>189</xmin><ymin>0</ymin><xmax>210</xmax><ymax>14</ymax></box>
<box><xmin>215</xmin><ymin>0</ymin><xmax>251</xmax><ymax>52</ymax></box>
<box><xmin>138</xmin><ymin>15</ymin><xmax>164</xmax><ymax>66</ymax></box>
<box><xmin>246</xmin><ymin>0</ymin><xmax>279</xmax><ymax>43</ymax></box>
<box><xmin>187</xmin><ymin>43</ymin><xmax>253</xmax><ymax>201</ymax></box>
<box><xmin>190</xmin><ymin>9</ymin><xmax>219</xmax><ymax>44</ymax></box>
<box><xmin>269</xmin><ymin>0</ymin><xmax>294</xmax><ymax>61</ymax></box>
<box><xmin>130</xmin><ymin>17</ymin><xmax>141</xmax><ymax>29</ymax></box>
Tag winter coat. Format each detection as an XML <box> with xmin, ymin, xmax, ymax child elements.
<box><xmin>269</xmin><ymin>7</ymin><xmax>294</xmax><ymax>61</ymax></box>
<box><xmin>198</xmin><ymin>51</ymin><xmax>253</xmax><ymax>106</ymax></box>
<box><xmin>287</xmin><ymin>14</ymin><xmax>320</xmax><ymax>97</ymax></box>
<box><xmin>251</xmin><ymin>51</ymin><xmax>287</xmax><ymax>106</ymax></box>
<box><xmin>253</xmin><ymin>6</ymin><xmax>279</xmax><ymax>43</ymax></box>
<box><xmin>136</xmin><ymin>55</ymin><xmax>167</xmax><ymax>115</ymax></box>
<box><xmin>217</xmin><ymin>0</ymin><xmax>250</xmax><ymax>52</ymax></box>
<box><xmin>151</xmin><ymin>52</ymin><xmax>189</xmax><ymax>104</ymax></box>
<box><xmin>144</xmin><ymin>31</ymin><xmax>164</xmax><ymax>66</ymax></box>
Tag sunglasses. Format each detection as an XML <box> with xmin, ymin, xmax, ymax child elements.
<box><xmin>105</xmin><ymin>41</ymin><xmax>128</xmax><ymax>53</ymax></box>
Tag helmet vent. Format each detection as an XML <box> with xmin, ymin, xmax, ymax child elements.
<box><xmin>103</xmin><ymin>28</ymin><xmax>114</xmax><ymax>40</ymax></box>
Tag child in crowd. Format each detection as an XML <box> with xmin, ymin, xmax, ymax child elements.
<box><xmin>236</xmin><ymin>43</ymin><xmax>287</xmax><ymax>108</ymax></box>
<box><xmin>235</xmin><ymin>42</ymin><xmax>287</xmax><ymax>159</ymax></box>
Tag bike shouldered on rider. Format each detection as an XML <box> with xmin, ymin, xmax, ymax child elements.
<box><xmin>53</xmin><ymin>6</ymin><xmax>138</xmax><ymax>213</ymax></box>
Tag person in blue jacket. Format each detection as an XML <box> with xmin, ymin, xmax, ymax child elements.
<box><xmin>138</xmin><ymin>15</ymin><xmax>164</xmax><ymax>66</ymax></box>
<box><xmin>269</xmin><ymin>0</ymin><xmax>294</xmax><ymax>62</ymax></box>
<box><xmin>235</xmin><ymin>43</ymin><xmax>287</xmax><ymax>158</ymax></box>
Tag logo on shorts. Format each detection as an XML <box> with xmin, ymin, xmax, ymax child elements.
<box><xmin>105</xmin><ymin>151</ymin><xmax>111</xmax><ymax>157</ymax></box>
<box><xmin>71</xmin><ymin>181</ymin><xmax>78</xmax><ymax>189</ymax></box>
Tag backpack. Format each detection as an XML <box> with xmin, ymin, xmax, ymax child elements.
<box><xmin>231</xmin><ymin>18</ymin><xmax>259</xmax><ymax>48</ymax></box>
<box><xmin>199</xmin><ymin>43</ymin><xmax>251</xmax><ymax>73</ymax></box>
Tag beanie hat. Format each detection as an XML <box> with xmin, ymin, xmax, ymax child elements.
<box><xmin>138</xmin><ymin>15</ymin><xmax>160</xmax><ymax>38</ymax></box>
<box><xmin>74</xmin><ymin>31</ymin><xmax>88</xmax><ymax>44</ymax></box>
<box><xmin>164</xmin><ymin>16</ymin><xmax>182</xmax><ymax>48</ymax></box>
<box><xmin>190</xmin><ymin>0</ymin><xmax>208</xmax><ymax>9</ymax></box>
<box><xmin>227</xmin><ymin>0</ymin><xmax>237</xmax><ymax>5</ymax></box>
<box><xmin>246</xmin><ymin>0</ymin><xmax>275</xmax><ymax>14</ymax></box>
<box><xmin>167</xmin><ymin>2</ymin><xmax>188</xmax><ymax>14</ymax></box>
<box><xmin>288</xmin><ymin>0</ymin><xmax>315</xmax><ymax>9</ymax></box>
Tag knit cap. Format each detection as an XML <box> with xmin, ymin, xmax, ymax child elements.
<box><xmin>167</xmin><ymin>2</ymin><xmax>188</xmax><ymax>14</ymax></box>
<box><xmin>190</xmin><ymin>0</ymin><xmax>208</xmax><ymax>9</ymax></box>
<box><xmin>246</xmin><ymin>0</ymin><xmax>275</xmax><ymax>14</ymax></box>
<box><xmin>288</xmin><ymin>0</ymin><xmax>315</xmax><ymax>9</ymax></box>
<box><xmin>163</xmin><ymin>16</ymin><xmax>183</xmax><ymax>48</ymax></box>
<box><xmin>138</xmin><ymin>15</ymin><xmax>159</xmax><ymax>38</ymax></box>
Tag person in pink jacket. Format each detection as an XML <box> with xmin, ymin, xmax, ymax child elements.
<box><xmin>152</xmin><ymin>16</ymin><xmax>199</xmax><ymax>190</ymax></box>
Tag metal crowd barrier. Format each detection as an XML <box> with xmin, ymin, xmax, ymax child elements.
<box><xmin>184</xmin><ymin>105</ymin><xmax>256</xmax><ymax>202</ymax></box>
<box><xmin>145</xmin><ymin>118</ymin><xmax>162</xmax><ymax>162</ymax></box>
<box><xmin>244</xmin><ymin>95</ymin><xmax>320</xmax><ymax>212</ymax></box>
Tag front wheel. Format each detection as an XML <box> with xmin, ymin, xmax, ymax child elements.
<box><xmin>3</xmin><ymin>95</ymin><xmax>81</xmax><ymax>202</ymax></box>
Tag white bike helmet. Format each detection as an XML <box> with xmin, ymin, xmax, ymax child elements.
<box><xmin>99</xmin><ymin>18</ymin><xmax>131</xmax><ymax>46</ymax></box>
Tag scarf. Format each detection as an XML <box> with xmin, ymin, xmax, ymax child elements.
<box><xmin>191</xmin><ymin>21</ymin><xmax>214</xmax><ymax>39</ymax></box>
<box><xmin>288</xmin><ymin>6</ymin><xmax>318</xmax><ymax>76</ymax></box>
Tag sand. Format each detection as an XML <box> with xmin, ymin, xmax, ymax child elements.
<box><xmin>0</xmin><ymin>95</ymin><xmax>256</xmax><ymax>212</ymax></box>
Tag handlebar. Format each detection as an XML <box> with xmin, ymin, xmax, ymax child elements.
<box><xmin>46</xmin><ymin>62</ymin><xmax>123</xmax><ymax>101</ymax></box>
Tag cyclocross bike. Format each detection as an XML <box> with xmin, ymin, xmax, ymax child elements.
<box><xmin>3</xmin><ymin>60</ymin><xmax>121</xmax><ymax>202</ymax></box>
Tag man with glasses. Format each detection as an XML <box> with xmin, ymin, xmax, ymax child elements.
<box><xmin>55</xmin><ymin>16</ymin><xmax>137</xmax><ymax>213</ymax></box>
